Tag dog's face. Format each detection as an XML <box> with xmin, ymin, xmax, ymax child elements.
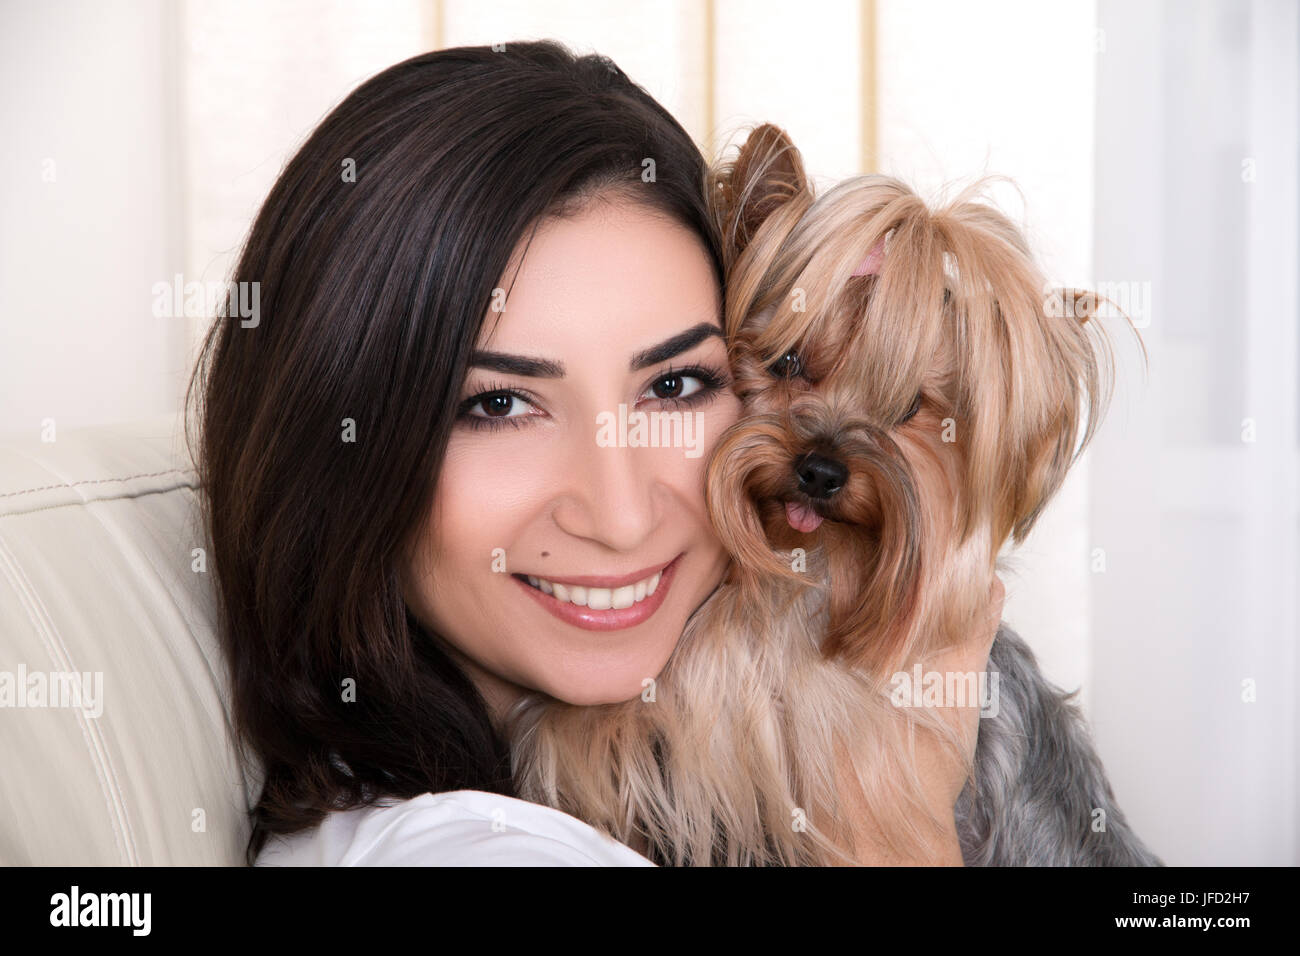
<box><xmin>704</xmin><ymin>125</ymin><xmax>1110</xmax><ymax>676</ymax></box>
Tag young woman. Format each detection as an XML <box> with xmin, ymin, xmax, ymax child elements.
<box><xmin>187</xmin><ymin>40</ymin><xmax>1001</xmax><ymax>866</ymax></box>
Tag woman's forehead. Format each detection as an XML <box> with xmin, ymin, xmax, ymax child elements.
<box><xmin>480</xmin><ymin>203</ymin><xmax>721</xmax><ymax>355</ymax></box>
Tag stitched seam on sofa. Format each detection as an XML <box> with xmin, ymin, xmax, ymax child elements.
<box><xmin>0</xmin><ymin>533</ymin><xmax>137</xmax><ymax>864</ymax></box>
<box><xmin>0</xmin><ymin>469</ymin><xmax>196</xmax><ymax>500</ymax></box>
<box><xmin>0</xmin><ymin>478</ymin><xmax>201</xmax><ymax>521</ymax></box>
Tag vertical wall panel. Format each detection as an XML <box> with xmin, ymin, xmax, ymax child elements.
<box><xmin>179</xmin><ymin>0</ymin><xmax>431</xmax><ymax>355</ymax></box>
<box><xmin>712</xmin><ymin>0</ymin><xmax>865</xmax><ymax>180</ymax></box>
<box><xmin>0</xmin><ymin>0</ymin><xmax>182</xmax><ymax>438</ymax></box>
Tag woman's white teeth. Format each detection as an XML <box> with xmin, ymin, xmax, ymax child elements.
<box><xmin>524</xmin><ymin>569</ymin><xmax>663</xmax><ymax>608</ymax></box>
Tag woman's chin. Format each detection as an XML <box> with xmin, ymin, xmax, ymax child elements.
<box><xmin>541</xmin><ymin>662</ymin><xmax>668</xmax><ymax>707</ymax></box>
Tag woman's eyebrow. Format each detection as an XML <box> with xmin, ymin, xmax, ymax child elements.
<box><xmin>628</xmin><ymin>322</ymin><xmax>724</xmax><ymax>371</ymax></box>
<box><xmin>469</xmin><ymin>351</ymin><xmax>563</xmax><ymax>378</ymax></box>
<box><xmin>469</xmin><ymin>322</ymin><xmax>724</xmax><ymax>378</ymax></box>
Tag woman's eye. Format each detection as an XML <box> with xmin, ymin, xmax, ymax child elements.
<box><xmin>645</xmin><ymin>373</ymin><xmax>704</xmax><ymax>402</ymax></box>
<box><xmin>897</xmin><ymin>391</ymin><xmax>923</xmax><ymax>425</ymax></box>
<box><xmin>768</xmin><ymin>349</ymin><xmax>803</xmax><ymax>379</ymax></box>
<box><xmin>467</xmin><ymin>392</ymin><xmax>533</xmax><ymax>419</ymax></box>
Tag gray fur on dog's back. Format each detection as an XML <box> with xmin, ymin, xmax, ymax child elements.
<box><xmin>956</xmin><ymin>626</ymin><xmax>1163</xmax><ymax>866</ymax></box>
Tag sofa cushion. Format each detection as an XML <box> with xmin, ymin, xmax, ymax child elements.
<box><xmin>0</xmin><ymin>414</ymin><xmax>257</xmax><ymax>864</ymax></box>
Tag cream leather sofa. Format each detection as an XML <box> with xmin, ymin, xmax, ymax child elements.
<box><xmin>0</xmin><ymin>414</ymin><xmax>257</xmax><ymax>864</ymax></box>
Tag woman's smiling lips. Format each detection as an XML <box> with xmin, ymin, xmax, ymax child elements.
<box><xmin>513</xmin><ymin>553</ymin><xmax>684</xmax><ymax>631</ymax></box>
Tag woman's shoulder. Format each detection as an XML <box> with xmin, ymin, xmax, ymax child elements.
<box><xmin>254</xmin><ymin>790</ymin><xmax>656</xmax><ymax>867</ymax></box>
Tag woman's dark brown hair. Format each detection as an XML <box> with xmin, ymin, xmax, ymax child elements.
<box><xmin>185</xmin><ymin>40</ymin><xmax>724</xmax><ymax>864</ymax></box>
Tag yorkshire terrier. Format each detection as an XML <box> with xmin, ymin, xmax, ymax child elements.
<box><xmin>507</xmin><ymin>124</ymin><xmax>1161</xmax><ymax>866</ymax></box>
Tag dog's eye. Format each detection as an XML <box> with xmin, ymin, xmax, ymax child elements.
<box><xmin>897</xmin><ymin>391</ymin><xmax>922</xmax><ymax>425</ymax></box>
<box><xmin>768</xmin><ymin>349</ymin><xmax>803</xmax><ymax>379</ymax></box>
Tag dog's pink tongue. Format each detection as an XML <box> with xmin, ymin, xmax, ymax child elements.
<box><xmin>785</xmin><ymin>501</ymin><xmax>824</xmax><ymax>533</ymax></box>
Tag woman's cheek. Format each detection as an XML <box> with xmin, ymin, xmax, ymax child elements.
<box><xmin>434</xmin><ymin>429</ymin><xmax>562</xmax><ymax>566</ymax></box>
<box><xmin>699</xmin><ymin>391</ymin><xmax>743</xmax><ymax>458</ymax></box>
<box><xmin>440</xmin><ymin>435</ymin><xmax>520</xmax><ymax>528</ymax></box>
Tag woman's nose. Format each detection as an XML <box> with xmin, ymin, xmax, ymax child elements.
<box><xmin>552</xmin><ymin>435</ymin><xmax>660</xmax><ymax>551</ymax></box>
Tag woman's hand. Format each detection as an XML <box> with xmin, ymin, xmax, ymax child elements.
<box><xmin>919</xmin><ymin>574</ymin><xmax>1005</xmax><ymax>813</ymax></box>
<box><xmin>841</xmin><ymin>574</ymin><xmax>1005</xmax><ymax>865</ymax></box>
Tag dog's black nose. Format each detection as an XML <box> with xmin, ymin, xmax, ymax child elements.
<box><xmin>795</xmin><ymin>453</ymin><xmax>848</xmax><ymax>499</ymax></box>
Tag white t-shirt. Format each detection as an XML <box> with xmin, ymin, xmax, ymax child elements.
<box><xmin>254</xmin><ymin>790</ymin><xmax>656</xmax><ymax>867</ymax></box>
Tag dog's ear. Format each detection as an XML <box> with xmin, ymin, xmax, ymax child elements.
<box><xmin>936</xmin><ymin>198</ymin><xmax>1117</xmax><ymax>545</ymax></box>
<box><xmin>710</xmin><ymin>124</ymin><xmax>811</xmax><ymax>274</ymax></box>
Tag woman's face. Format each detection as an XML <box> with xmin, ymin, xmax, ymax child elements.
<box><xmin>403</xmin><ymin>195</ymin><xmax>741</xmax><ymax>712</ymax></box>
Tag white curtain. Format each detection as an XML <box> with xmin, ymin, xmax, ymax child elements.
<box><xmin>1091</xmin><ymin>0</ymin><xmax>1298</xmax><ymax>865</ymax></box>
